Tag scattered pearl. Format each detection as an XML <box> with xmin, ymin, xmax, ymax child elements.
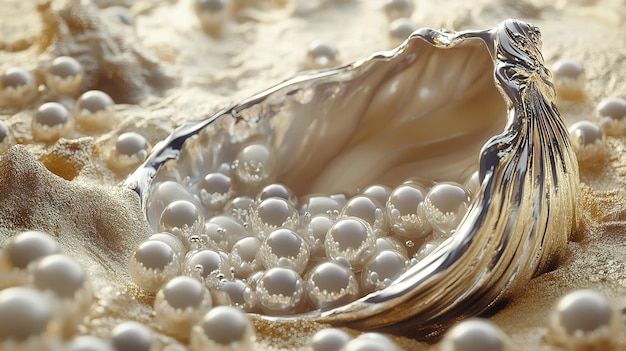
<box><xmin>305</xmin><ymin>40</ymin><xmax>341</xmax><ymax>70</ymax></box>
<box><xmin>384</xmin><ymin>0</ymin><xmax>415</xmax><ymax>21</ymax></box>
<box><xmin>110</xmin><ymin>321</ymin><xmax>155</xmax><ymax>351</ymax></box>
<box><xmin>340</xmin><ymin>195</ymin><xmax>387</xmax><ymax>235</ymax></box>
<box><xmin>309</xmin><ymin>328</ymin><xmax>352</xmax><ymax>351</ymax></box>
<box><xmin>252</xmin><ymin>197</ymin><xmax>299</xmax><ymax>239</ymax></box>
<box><xmin>256</xmin><ymin>183</ymin><xmax>298</xmax><ymax>207</ymax></box>
<box><xmin>108</xmin><ymin>132</ymin><xmax>151</xmax><ymax>172</ymax></box>
<box><xmin>32</xmin><ymin>102</ymin><xmax>71</xmax><ymax>143</ymax></box>
<box><xmin>197</xmin><ymin>172</ymin><xmax>235</xmax><ymax>212</ymax></box>
<box><xmin>191</xmin><ymin>306</ymin><xmax>255</xmax><ymax>351</ymax></box>
<box><xmin>194</xmin><ymin>0</ymin><xmax>232</xmax><ymax>37</ymax></box>
<box><xmin>0</xmin><ymin>120</ymin><xmax>13</xmax><ymax>153</ymax></box>
<box><xmin>325</xmin><ymin>217</ymin><xmax>377</xmax><ymax>271</ymax></box>
<box><xmin>1</xmin><ymin>231</ymin><xmax>60</xmax><ymax>271</ymax></box>
<box><xmin>259</xmin><ymin>228</ymin><xmax>310</xmax><ymax>273</ymax></box>
<box><xmin>548</xmin><ymin>290</ymin><xmax>619</xmax><ymax>350</ymax></box>
<box><xmin>389</xmin><ymin>18</ymin><xmax>418</xmax><ymax>47</ymax></box>
<box><xmin>233</xmin><ymin>142</ymin><xmax>278</xmax><ymax>193</ymax></box>
<box><xmin>230</xmin><ymin>236</ymin><xmax>262</xmax><ymax>278</ymax></box>
<box><xmin>154</xmin><ymin>276</ymin><xmax>212</xmax><ymax>339</ymax></box>
<box><xmin>256</xmin><ymin>267</ymin><xmax>305</xmax><ymax>315</ymax></box>
<box><xmin>342</xmin><ymin>332</ymin><xmax>401</xmax><ymax>351</ymax></box>
<box><xmin>386</xmin><ymin>183</ymin><xmax>431</xmax><ymax>238</ymax></box>
<box><xmin>129</xmin><ymin>240</ymin><xmax>181</xmax><ymax>293</ymax></box>
<box><xmin>596</xmin><ymin>97</ymin><xmax>626</xmax><ymax>135</ymax></box>
<box><xmin>215</xmin><ymin>278</ymin><xmax>258</xmax><ymax>312</ymax></box>
<box><xmin>0</xmin><ymin>67</ymin><xmax>37</xmax><ymax>104</ymax></box>
<box><xmin>552</xmin><ymin>60</ymin><xmax>585</xmax><ymax>100</ymax></box>
<box><xmin>67</xmin><ymin>335</ymin><xmax>114</xmax><ymax>351</ymax></box>
<box><xmin>568</xmin><ymin>120</ymin><xmax>605</xmax><ymax>163</ymax></box>
<box><xmin>158</xmin><ymin>200</ymin><xmax>204</xmax><ymax>239</ymax></box>
<box><xmin>423</xmin><ymin>182</ymin><xmax>471</xmax><ymax>237</ymax></box>
<box><xmin>303</xmin><ymin>214</ymin><xmax>334</xmax><ymax>260</ymax></box>
<box><xmin>0</xmin><ymin>287</ymin><xmax>56</xmax><ymax>342</ymax></box>
<box><xmin>305</xmin><ymin>261</ymin><xmax>359</xmax><ymax>310</ymax></box>
<box><xmin>439</xmin><ymin>318</ymin><xmax>511</xmax><ymax>351</ymax></box>
<box><xmin>45</xmin><ymin>56</ymin><xmax>84</xmax><ymax>95</ymax></box>
<box><xmin>74</xmin><ymin>90</ymin><xmax>115</xmax><ymax>132</ymax></box>
<box><xmin>361</xmin><ymin>250</ymin><xmax>408</xmax><ymax>293</ymax></box>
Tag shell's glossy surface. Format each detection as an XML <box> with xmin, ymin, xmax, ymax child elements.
<box><xmin>125</xmin><ymin>19</ymin><xmax>579</xmax><ymax>336</ymax></box>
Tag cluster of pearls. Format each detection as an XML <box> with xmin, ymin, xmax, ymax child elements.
<box><xmin>136</xmin><ymin>139</ymin><xmax>476</xmax><ymax>319</ymax></box>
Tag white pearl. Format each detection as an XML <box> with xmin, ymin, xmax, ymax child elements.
<box><xmin>256</xmin><ymin>183</ymin><xmax>298</xmax><ymax>208</ymax></box>
<box><xmin>129</xmin><ymin>240</ymin><xmax>181</xmax><ymax>293</ymax></box>
<box><xmin>325</xmin><ymin>217</ymin><xmax>377</xmax><ymax>271</ymax></box>
<box><xmin>341</xmin><ymin>195</ymin><xmax>387</xmax><ymax>235</ymax></box>
<box><xmin>256</xmin><ymin>267</ymin><xmax>305</xmax><ymax>315</ymax></box>
<box><xmin>361</xmin><ymin>184</ymin><xmax>392</xmax><ymax>205</ymax></box>
<box><xmin>552</xmin><ymin>60</ymin><xmax>585</xmax><ymax>100</ymax></box>
<box><xmin>568</xmin><ymin>120</ymin><xmax>605</xmax><ymax>162</ymax></box>
<box><xmin>158</xmin><ymin>200</ymin><xmax>204</xmax><ymax>239</ymax></box>
<box><xmin>31</xmin><ymin>254</ymin><xmax>86</xmax><ymax>299</ymax></box>
<box><xmin>206</xmin><ymin>214</ymin><xmax>251</xmax><ymax>250</ymax></box>
<box><xmin>215</xmin><ymin>278</ymin><xmax>258</xmax><ymax>312</ymax></box>
<box><xmin>305</xmin><ymin>40</ymin><xmax>341</xmax><ymax>70</ymax></box>
<box><xmin>439</xmin><ymin>318</ymin><xmax>511</xmax><ymax>351</ymax></box>
<box><xmin>185</xmin><ymin>249</ymin><xmax>231</xmax><ymax>283</ymax></box>
<box><xmin>2</xmin><ymin>231</ymin><xmax>60</xmax><ymax>271</ymax></box>
<box><xmin>259</xmin><ymin>228</ymin><xmax>310</xmax><ymax>274</ymax></box>
<box><xmin>67</xmin><ymin>335</ymin><xmax>114</xmax><ymax>351</ymax></box>
<box><xmin>154</xmin><ymin>276</ymin><xmax>212</xmax><ymax>339</ymax></box>
<box><xmin>384</xmin><ymin>0</ymin><xmax>415</xmax><ymax>21</ymax></box>
<box><xmin>310</xmin><ymin>328</ymin><xmax>352</xmax><ymax>351</ymax></box>
<box><xmin>32</xmin><ymin>102</ymin><xmax>71</xmax><ymax>143</ymax></box>
<box><xmin>110</xmin><ymin>321</ymin><xmax>154</xmax><ymax>351</ymax></box>
<box><xmin>303</xmin><ymin>214</ymin><xmax>335</xmax><ymax>260</ymax></box>
<box><xmin>596</xmin><ymin>97</ymin><xmax>626</xmax><ymax>136</ymax></box>
<box><xmin>0</xmin><ymin>67</ymin><xmax>37</xmax><ymax>104</ymax></box>
<box><xmin>108</xmin><ymin>132</ymin><xmax>151</xmax><ymax>172</ymax></box>
<box><xmin>423</xmin><ymin>182</ymin><xmax>471</xmax><ymax>237</ymax></box>
<box><xmin>549</xmin><ymin>290</ymin><xmax>619</xmax><ymax>349</ymax></box>
<box><xmin>300</xmin><ymin>194</ymin><xmax>343</xmax><ymax>217</ymax></box>
<box><xmin>0</xmin><ymin>287</ymin><xmax>55</xmax><ymax>341</ymax></box>
<box><xmin>389</xmin><ymin>18</ymin><xmax>418</xmax><ymax>47</ymax></box>
<box><xmin>147</xmin><ymin>232</ymin><xmax>186</xmax><ymax>258</ymax></box>
<box><xmin>0</xmin><ymin>120</ymin><xmax>13</xmax><ymax>153</ymax></box>
<box><xmin>463</xmin><ymin>171</ymin><xmax>480</xmax><ymax>196</ymax></box>
<box><xmin>191</xmin><ymin>306</ymin><xmax>255</xmax><ymax>351</ymax></box>
<box><xmin>305</xmin><ymin>261</ymin><xmax>359</xmax><ymax>310</ymax></box>
<box><xmin>361</xmin><ymin>250</ymin><xmax>408</xmax><ymax>293</ymax></box>
<box><xmin>386</xmin><ymin>183</ymin><xmax>431</xmax><ymax>238</ymax></box>
<box><xmin>74</xmin><ymin>90</ymin><xmax>115</xmax><ymax>132</ymax></box>
<box><xmin>146</xmin><ymin>181</ymin><xmax>195</xmax><ymax>230</ymax></box>
<box><xmin>230</xmin><ymin>236</ymin><xmax>262</xmax><ymax>278</ymax></box>
<box><xmin>414</xmin><ymin>237</ymin><xmax>446</xmax><ymax>261</ymax></box>
<box><xmin>342</xmin><ymin>332</ymin><xmax>401</xmax><ymax>351</ymax></box>
<box><xmin>233</xmin><ymin>142</ymin><xmax>278</xmax><ymax>192</ymax></box>
<box><xmin>252</xmin><ymin>197</ymin><xmax>299</xmax><ymax>239</ymax></box>
<box><xmin>45</xmin><ymin>56</ymin><xmax>84</xmax><ymax>95</ymax></box>
<box><xmin>197</xmin><ymin>172</ymin><xmax>235</xmax><ymax>212</ymax></box>
<box><xmin>223</xmin><ymin>196</ymin><xmax>255</xmax><ymax>224</ymax></box>
<box><xmin>194</xmin><ymin>0</ymin><xmax>231</xmax><ymax>36</ymax></box>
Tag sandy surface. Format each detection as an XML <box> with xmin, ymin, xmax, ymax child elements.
<box><xmin>1</xmin><ymin>0</ymin><xmax>626</xmax><ymax>350</ymax></box>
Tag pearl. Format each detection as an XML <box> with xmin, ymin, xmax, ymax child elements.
<box><xmin>552</xmin><ymin>60</ymin><xmax>585</xmax><ymax>100</ymax></box>
<box><xmin>67</xmin><ymin>335</ymin><xmax>114</xmax><ymax>351</ymax></box>
<box><xmin>230</xmin><ymin>236</ymin><xmax>263</xmax><ymax>278</ymax></box>
<box><xmin>309</xmin><ymin>328</ymin><xmax>352</xmax><ymax>351</ymax></box>
<box><xmin>197</xmin><ymin>172</ymin><xmax>235</xmax><ymax>212</ymax></box>
<box><xmin>325</xmin><ymin>217</ymin><xmax>377</xmax><ymax>271</ymax></box>
<box><xmin>342</xmin><ymin>332</ymin><xmax>401</xmax><ymax>351</ymax></box>
<box><xmin>45</xmin><ymin>56</ymin><xmax>84</xmax><ymax>95</ymax></box>
<box><xmin>2</xmin><ymin>231</ymin><xmax>60</xmax><ymax>271</ymax></box>
<box><xmin>361</xmin><ymin>250</ymin><xmax>408</xmax><ymax>293</ymax></box>
<box><xmin>300</xmin><ymin>194</ymin><xmax>344</xmax><ymax>217</ymax></box>
<box><xmin>305</xmin><ymin>261</ymin><xmax>359</xmax><ymax>310</ymax></box>
<box><xmin>256</xmin><ymin>183</ymin><xmax>298</xmax><ymax>208</ymax></box>
<box><xmin>215</xmin><ymin>278</ymin><xmax>258</xmax><ymax>312</ymax></box>
<box><xmin>596</xmin><ymin>97</ymin><xmax>626</xmax><ymax>135</ymax></box>
<box><xmin>74</xmin><ymin>90</ymin><xmax>115</xmax><ymax>132</ymax></box>
<box><xmin>146</xmin><ymin>181</ymin><xmax>195</xmax><ymax>230</ymax></box>
<box><xmin>386</xmin><ymin>183</ymin><xmax>431</xmax><ymax>238</ymax></box>
<box><xmin>259</xmin><ymin>228</ymin><xmax>310</xmax><ymax>273</ymax></box>
<box><xmin>128</xmin><ymin>240</ymin><xmax>181</xmax><ymax>293</ymax></box>
<box><xmin>423</xmin><ymin>182</ymin><xmax>471</xmax><ymax>237</ymax></box>
<box><xmin>414</xmin><ymin>237</ymin><xmax>446</xmax><ymax>260</ymax></box>
<box><xmin>233</xmin><ymin>142</ymin><xmax>278</xmax><ymax>192</ymax></box>
<box><xmin>0</xmin><ymin>120</ymin><xmax>13</xmax><ymax>153</ymax></box>
<box><xmin>185</xmin><ymin>249</ymin><xmax>231</xmax><ymax>283</ymax></box>
<box><xmin>147</xmin><ymin>232</ymin><xmax>186</xmax><ymax>258</ymax></box>
<box><xmin>223</xmin><ymin>196</ymin><xmax>255</xmax><ymax>224</ymax></box>
<box><xmin>340</xmin><ymin>195</ymin><xmax>387</xmax><ymax>235</ymax></box>
<box><xmin>158</xmin><ymin>200</ymin><xmax>204</xmax><ymax>238</ymax></box>
<box><xmin>191</xmin><ymin>306</ymin><xmax>255</xmax><ymax>351</ymax></box>
<box><xmin>206</xmin><ymin>215</ymin><xmax>251</xmax><ymax>250</ymax></box>
<box><xmin>154</xmin><ymin>276</ymin><xmax>212</xmax><ymax>339</ymax></box>
<box><xmin>305</xmin><ymin>40</ymin><xmax>341</xmax><ymax>70</ymax></box>
<box><xmin>303</xmin><ymin>214</ymin><xmax>334</xmax><ymax>260</ymax></box>
<box><xmin>439</xmin><ymin>318</ymin><xmax>511</xmax><ymax>351</ymax></box>
<box><xmin>252</xmin><ymin>197</ymin><xmax>299</xmax><ymax>239</ymax></box>
<box><xmin>375</xmin><ymin>236</ymin><xmax>408</xmax><ymax>256</ymax></box>
<box><xmin>549</xmin><ymin>290</ymin><xmax>619</xmax><ymax>349</ymax></box>
<box><xmin>361</xmin><ymin>184</ymin><xmax>392</xmax><ymax>206</ymax></box>
<box><xmin>389</xmin><ymin>18</ymin><xmax>418</xmax><ymax>47</ymax></box>
<box><xmin>0</xmin><ymin>287</ymin><xmax>55</xmax><ymax>341</ymax></box>
<box><xmin>0</xmin><ymin>67</ymin><xmax>37</xmax><ymax>104</ymax></box>
<box><xmin>384</xmin><ymin>0</ymin><xmax>415</xmax><ymax>21</ymax></box>
<box><xmin>110</xmin><ymin>321</ymin><xmax>154</xmax><ymax>351</ymax></box>
<box><xmin>256</xmin><ymin>267</ymin><xmax>305</xmax><ymax>315</ymax></box>
<box><xmin>108</xmin><ymin>132</ymin><xmax>151</xmax><ymax>172</ymax></box>
<box><xmin>31</xmin><ymin>254</ymin><xmax>87</xmax><ymax>299</ymax></box>
<box><xmin>568</xmin><ymin>120</ymin><xmax>605</xmax><ymax>162</ymax></box>
<box><xmin>32</xmin><ymin>102</ymin><xmax>71</xmax><ymax>143</ymax></box>
<box><xmin>194</xmin><ymin>0</ymin><xmax>231</xmax><ymax>37</ymax></box>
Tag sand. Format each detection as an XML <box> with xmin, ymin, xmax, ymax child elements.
<box><xmin>0</xmin><ymin>0</ymin><xmax>625</xmax><ymax>350</ymax></box>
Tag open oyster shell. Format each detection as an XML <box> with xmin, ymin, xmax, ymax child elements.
<box><xmin>125</xmin><ymin>19</ymin><xmax>579</xmax><ymax>337</ymax></box>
